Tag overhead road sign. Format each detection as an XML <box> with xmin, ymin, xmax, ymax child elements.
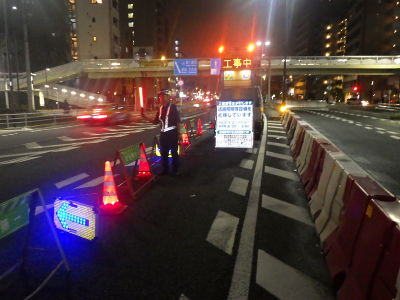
<box><xmin>54</xmin><ymin>198</ymin><xmax>99</xmax><ymax>240</ymax></box>
<box><xmin>210</xmin><ymin>58</ymin><xmax>221</xmax><ymax>75</ymax></box>
<box><xmin>174</xmin><ymin>59</ymin><xmax>198</xmax><ymax>75</ymax></box>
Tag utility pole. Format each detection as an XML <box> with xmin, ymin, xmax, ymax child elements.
<box><xmin>22</xmin><ymin>0</ymin><xmax>34</xmax><ymax>112</ymax></box>
<box><xmin>2</xmin><ymin>0</ymin><xmax>16</xmax><ymax>113</ymax></box>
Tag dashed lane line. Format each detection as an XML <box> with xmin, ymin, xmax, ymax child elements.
<box><xmin>228</xmin><ymin>177</ymin><xmax>249</xmax><ymax>196</ymax></box>
<box><xmin>55</xmin><ymin>173</ymin><xmax>89</xmax><ymax>189</ymax></box>
<box><xmin>264</xmin><ymin>166</ymin><xmax>300</xmax><ymax>181</ymax></box>
<box><xmin>261</xmin><ymin>194</ymin><xmax>313</xmax><ymax>226</ymax></box>
<box><xmin>268</xmin><ymin>142</ymin><xmax>290</xmax><ymax>148</ymax></box>
<box><xmin>266</xmin><ymin>151</ymin><xmax>293</xmax><ymax>161</ymax></box>
<box><xmin>257</xmin><ymin>250</ymin><xmax>335</xmax><ymax>300</ymax></box>
<box><xmin>206</xmin><ymin>210</ymin><xmax>239</xmax><ymax>255</ymax></box>
<box><xmin>240</xmin><ymin>159</ymin><xmax>254</xmax><ymax>169</ymax></box>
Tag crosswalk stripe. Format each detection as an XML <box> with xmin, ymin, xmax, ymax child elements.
<box><xmin>228</xmin><ymin>177</ymin><xmax>249</xmax><ymax>196</ymax></box>
<box><xmin>268</xmin><ymin>134</ymin><xmax>288</xmax><ymax>140</ymax></box>
<box><xmin>264</xmin><ymin>166</ymin><xmax>299</xmax><ymax>181</ymax></box>
<box><xmin>256</xmin><ymin>250</ymin><xmax>335</xmax><ymax>300</ymax></box>
<box><xmin>0</xmin><ymin>156</ymin><xmax>41</xmax><ymax>164</ymax></box>
<box><xmin>74</xmin><ymin>176</ymin><xmax>104</xmax><ymax>189</ymax></box>
<box><xmin>206</xmin><ymin>210</ymin><xmax>239</xmax><ymax>255</ymax></box>
<box><xmin>261</xmin><ymin>195</ymin><xmax>313</xmax><ymax>226</ymax></box>
<box><xmin>55</xmin><ymin>173</ymin><xmax>89</xmax><ymax>189</ymax></box>
<box><xmin>268</xmin><ymin>142</ymin><xmax>290</xmax><ymax>148</ymax></box>
<box><xmin>266</xmin><ymin>151</ymin><xmax>293</xmax><ymax>161</ymax></box>
<box><xmin>25</xmin><ymin>142</ymin><xmax>42</xmax><ymax>149</ymax></box>
<box><xmin>240</xmin><ymin>159</ymin><xmax>254</xmax><ymax>169</ymax></box>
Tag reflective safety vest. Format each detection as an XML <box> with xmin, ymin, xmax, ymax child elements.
<box><xmin>159</xmin><ymin>104</ymin><xmax>176</xmax><ymax>132</ymax></box>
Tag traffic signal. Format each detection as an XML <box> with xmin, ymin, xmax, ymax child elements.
<box><xmin>353</xmin><ymin>86</ymin><xmax>359</xmax><ymax>92</ymax></box>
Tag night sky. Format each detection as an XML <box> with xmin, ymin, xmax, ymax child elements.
<box><xmin>166</xmin><ymin>0</ymin><xmax>290</xmax><ymax>58</ymax></box>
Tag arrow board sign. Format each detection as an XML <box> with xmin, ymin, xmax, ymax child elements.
<box><xmin>54</xmin><ymin>198</ymin><xmax>98</xmax><ymax>240</ymax></box>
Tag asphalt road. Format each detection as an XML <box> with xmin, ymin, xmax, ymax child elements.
<box><xmin>0</xmin><ymin>108</ymin><xmax>335</xmax><ymax>300</ymax></box>
<box><xmin>294</xmin><ymin>107</ymin><xmax>400</xmax><ymax>199</ymax></box>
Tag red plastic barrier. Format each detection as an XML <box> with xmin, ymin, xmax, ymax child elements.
<box><xmin>336</xmin><ymin>199</ymin><xmax>399</xmax><ymax>299</ymax></box>
<box><xmin>300</xmin><ymin>138</ymin><xmax>339</xmax><ymax>199</ymax></box>
<box><xmin>284</xmin><ymin>111</ymin><xmax>294</xmax><ymax>131</ymax></box>
<box><xmin>370</xmin><ymin>225</ymin><xmax>400</xmax><ymax>299</ymax></box>
<box><xmin>324</xmin><ymin>176</ymin><xmax>396</xmax><ymax>288</ymax></box>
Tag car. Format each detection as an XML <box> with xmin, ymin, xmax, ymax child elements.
<box><xmin>347</xmin><ymin>98</ymin><xmax>369</xmax><ymax>106</ymax></box>
<box><xmin>77</xmin><ymin>104</ymin><xmax>135</xmax><ymax>125</ymax></box>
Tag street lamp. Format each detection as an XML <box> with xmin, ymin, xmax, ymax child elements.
<box><xmin>256</xmin><ymin>41</ymin><xmax>271</xmax><ymax>98</ymax></box>
<box><xmin>282</xmin><ymin>0</ymin><xmax>289</xmax><ymax>107</ymax></box>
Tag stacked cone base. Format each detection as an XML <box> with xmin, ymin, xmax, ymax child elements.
<box><xmin>99</xmin><ymin>202</ymin><xmax>127</xmax><ymax>215</ymax></box>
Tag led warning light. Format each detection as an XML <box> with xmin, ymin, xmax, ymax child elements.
<box><xmin>139</xmin><ymin>86</ymin><xmax>144</xmax><ymax>108</ymax></box>
<box><xmin>353</xmin><ymin>86</ymin><xmax>358</xmax><ymax>92</ymax></box>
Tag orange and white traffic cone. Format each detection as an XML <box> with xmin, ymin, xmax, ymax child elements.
<box><xmin>99</xmin><ymin>161</ymin><xmax>127</xmax><ymax>214</ymax></box>
<box><xmin>136</xmin><ymin>143</ymin><xmax>153</xmax><ymax>180</ymax></box>
<box><xmin>197</xmin><ymin>119</ymin><xmax>203</xmax><ymax>136</ymax></box>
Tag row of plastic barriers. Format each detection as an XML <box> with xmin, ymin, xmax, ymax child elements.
<box><xmin>281</xmin><ymin>110</ymin><xmax>400</xmax><ymax>300</ymax></box>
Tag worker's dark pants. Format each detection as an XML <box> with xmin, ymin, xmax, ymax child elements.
<box><xmin>160</xmin><ymin>129</ymin><xmax>179</xmax><ymax>172</ymax></box>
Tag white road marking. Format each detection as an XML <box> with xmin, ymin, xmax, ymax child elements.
<box><xmin>262</xmin><ymin>195</ymin><xmax>313</xmax><ymax>226</ymax></box>
<box><xmin>25</xmin><ymin>142</ymin><xmax>42</xmax><ymax>149</ymax></box>
<box><xmin>240</xmin><ymin>159</ymin><xmax>254</xmax><ymax>169</ymax></box>
<box><xmin>356</xmin><ymin>123</ymin><xmax>363</xmax><ymax>126</ymax></box>
<box><xmin>34</xmin><ymin>204</ymin><xmax>54</xmax><ymax>216</ymax></box>
<box><xmin>388</xmin><ymin>131</ymin><xmax>398</xmax><ymax>135</ymax></box>
<box><xmin>377</xmin><ymin>131</ymin><xmax>385</xmax><ymax>134</ymax></box>
<box><xmin>268</xmin><ymin>142</ymin><xmax>290</xmax><ymax>148</ymax></box>
<box><xmin>375</xmin><ymin>127</ymin><xmax>386</xmax><ymax>130</ymax></box>
<box><xmin>268</xmin><ymin>134</ymin><xmax>288</xmax><ymax>140</ymax></box>
<box><xmin>74</xmin><ymin>176</ymin><xmax>104</xmax><ymax>189</ymax></box>
<box><xmin>228</xmin><ymin>177</ymin><xmax>249</xmax><ymax>196</ymax></box>
<box><xmin>365</xmin><ymin>127</ymin><xmax>373</xmax><ymax>130</ymax></box>
<box><xmin>0</xmin><ymin>156</ymin><xmax>41</xmax><ymax>164</ymax></box>
<box><xmin>257</xmin><ymin>250</ymin><xmax>335</xmax><ymax>300</ymax></box>
<box><xmin>55</xmin><ymin>173</ymin><xmax>89</xmax><ymax>189</ymax></box>
<box><xmin>266</xmin><ymin>151</ymin><xmax>293</xmax><ymax>161</ymax></box>
<box><xmin>206</xmin><ymin>210</ymin><xmax>239</xmax><ymax>255</ymax></box>
<box><xmin>391</xmin><ymin>135</ymin><xmax>400</xmax><ymax>140</ymax></box>
<box><xmin>228</xmin><ymin>117</ymin><xmax>267</xmax><ymax>299</ymax></box>
<box><xmin>264</xmin><ymin>166</ymin><xmax>299</xmax><ymax>181</ymax></box>
<box><xmin>268</xmin><ymin>129</ymin><xmax>286</xmax><ymax>134</ymax></box>
<box><xmin>179</xmin><ymin>294</ymin><xmax>190</xmax><ymax>300</ymax></box>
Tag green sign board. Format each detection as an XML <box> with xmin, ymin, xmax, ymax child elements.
<box><xmin>0</xmin><ymin>193</ymin><xmax>30</xmax><ymax>240</ymax></box>
<box><xmin>120</xmin><ymin>144</ymin><xmax>140</xmax><ymax>165</ymax></box>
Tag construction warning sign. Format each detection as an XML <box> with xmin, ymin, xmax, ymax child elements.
<box><xmin>215</xmin><ymin>100</ymin><xmax>253</xmax><ymax>148</ymax></box>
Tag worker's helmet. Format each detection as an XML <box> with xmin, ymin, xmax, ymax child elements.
<box><xmin>157</xmin><ymin>90</ymin><xmax>170</xmax><ymax>98</ymax></box>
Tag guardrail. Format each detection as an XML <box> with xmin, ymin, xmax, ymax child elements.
<box><xmin>267</xmin><ymin>99</ymin><xmax>328</xmax><ymax>110</ymax></box>
<box><xmin>0</xmin><ymin>111</ymin><xmax>76</xmax><ymax>129</ymax></box>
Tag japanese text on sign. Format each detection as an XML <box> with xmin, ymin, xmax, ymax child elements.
<box><xmin>174</xmin><ymin>59</ymin><xmax>198</xmax><ymax>75</ymax></box>
<box><xmin>215</xmin><ymin>100</ymin><xmax>253</xmax><ymax>148</ymax></box>
<box><xmin>223</xmin><ymin>58</ymin><xmax>252</xmax><ymax>69</ymax></box>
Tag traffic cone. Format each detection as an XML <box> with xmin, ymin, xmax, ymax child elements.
<box><xmin>182</xmin><ymin>127</ymin><xmax>190</xmax><ymax>148</ymax></box>
<box><xmin>136</xmin><ymin>143</ymin><xmax>153</xmax><ymax>180</ymax></box>
<box><xmin>197</xmin><ymin>119</ymin><xmax>203</xmax><ymax>136</ymax></box>
<box><xmin>99</xmin><ymin>161</ymin><xmax>127</xmax><ymax>214</ymax></box>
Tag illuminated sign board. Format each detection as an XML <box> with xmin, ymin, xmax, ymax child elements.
<box><xmin>222</xmin><ymin>57</ymin><xmax>252</xmax><ymax>69</ymax></box>
<box><xmin>174</xmin><ymin>59</ymin><xmax>198</xmax><ymax>75</ymax></box>
<box><xmin>215</xmin><ymin>100</ymin><xmax>253</xmax><ymax>148</ymax></box>
<box><xmin>54</xmin><ymin>198</ymin><xmax>98</xmax><ymax>241</ymax></box>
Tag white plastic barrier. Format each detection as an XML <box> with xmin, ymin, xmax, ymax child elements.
<box><xmin>296</xmin><ymin>129</ymin><xmax>325</xmax><ymax>176</ymax></box>
<box><xmin>290</xmin><ymin>120</ymin><xmax>308</xmax><ymax>152</ymax></box>
<box><xmin>313</xmin><ymin>153</ymin><xmax>368</xmax><ymax>246</ymax></box>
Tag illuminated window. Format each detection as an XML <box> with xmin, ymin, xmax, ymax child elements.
<box><xmin>326</xmin><ymin>34</ymin><xmax>331</xmax><ymax>39</ymax></box>
<box><xmin>91</xmin><ymin>0</ymin><xmax>102</xmax><ymax>3</ymax></box>
<box><xmin>128</xmin><ymin>4</ymin><xmax>133</xmax><ymax>9</ymax></box>
<box><xmin>93</xmin><ymin>36</ymin><xmax>97</xmax><ymax>41</ymax></box>
<box><xmin>394</xmin><ymin>44</ymin><xmax>396</xmax><ymax>47</ymax></box>
<box><xmin>326</xmin><ymin>43</ymin><xmax>330</xmax><ymax>48</ymax></box>
<box><xmin>128</xmin><ymin>22</ymin><xmax>134</xmax><ymax>28</ymax></box>
<box><xmin>128</xmin><ymin>13</ymin><xmax>133</xmax><ymax>18</ymax></box>
<box><xmin>396</xmin><ymin>16</ymin><xmax>399</xmax><ymax>19</ymax></box>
